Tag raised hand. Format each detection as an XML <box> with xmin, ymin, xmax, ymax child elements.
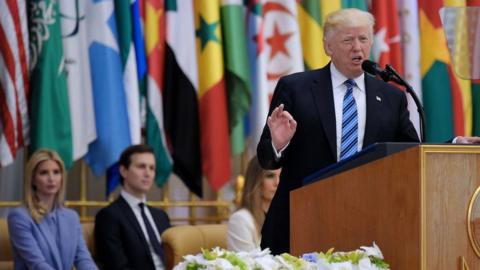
<box><xmin>267</xmin><ymin>104</ymin><xmax>297</xmax><ymax>151</ymax></box>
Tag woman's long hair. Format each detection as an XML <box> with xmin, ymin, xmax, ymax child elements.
<box><xmin>23</xmin><ymin>149</ymin><xmax>66</xmax><ymax>223</ymax></box>
<box><xmin>240</xmin><ymin>156</ymin><xmax>268</xmax><ymax>236</ymax></box>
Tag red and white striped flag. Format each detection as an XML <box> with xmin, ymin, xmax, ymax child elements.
<box><xmin>0</xmin><ymin>0</ymin><xmax>29</xmax><ymax>167</ymax></box>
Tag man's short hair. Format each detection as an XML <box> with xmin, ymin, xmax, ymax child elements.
<box><xmin>118</xmin><ymin>144</ymin><xmax>155</xmax><ymax>185</ymax></box>
<box><xmin>323</xmin><ymin>8</ymin><xmax>375</xmax><ymax>42</ymax></box>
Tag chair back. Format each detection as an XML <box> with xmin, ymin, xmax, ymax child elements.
<box><xmin>161</xmin><ymin>224</ymin><xmax>227</xmax><ymax>269</ymax></box>
<box><xmin>0</xmin><ymin>219</ymin><xmax>13</xmax><ymax>270</ymax></box>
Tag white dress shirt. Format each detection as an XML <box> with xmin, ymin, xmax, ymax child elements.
<box><xmin>330</xmin><ymin>63</ymin><xmax>366</xmax><ymax>161</ymax></box>
<box><xmin>121</xmin><ymin>190</ymin><xmax>164</xmax><ymax>270</ymax></box>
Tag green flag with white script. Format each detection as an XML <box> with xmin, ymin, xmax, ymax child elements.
<box><xmin>29</xmin><ymin>0</ymin><xmax>73</xmax><ymax>168</ymax></box>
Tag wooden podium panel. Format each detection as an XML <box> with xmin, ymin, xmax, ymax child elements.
<box><xmin>290</xmin><ymin>145</ymin><xmax>480</xmax><ymax>270</ymax></box>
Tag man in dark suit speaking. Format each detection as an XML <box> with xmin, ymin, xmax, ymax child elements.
<box><xmin>257</xmin><ymin>8</ymin><xmax>419</xmax><ymax>255</ymax></box>
<box><xmin>95</xmin><ymin>144</ymin><xmax>171</xmax><ymax>270</ymax></box>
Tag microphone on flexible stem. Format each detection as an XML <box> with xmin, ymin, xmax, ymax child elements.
<box><xmin>361</xmin><ymin>60</ymin><xmax>426</xmax><ymax>142</ymax></box>
<box><xmin>361</xmin><ymin>60</ymin><xmax>402</xmax><ymax>84</ymax></box>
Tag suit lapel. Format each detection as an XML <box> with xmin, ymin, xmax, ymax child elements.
<box><xmin>310</xmin><ymin>64</ymin><xmax>337</xmax><ymax>157</ymax></box>
<box><xmin>37</xmin><ymin>211</ymin><xmax>63</xmax><ymax>270</ymax></box>
<box><xmin>363</xmin><ymin>75</ymin><xmax>382</xmax><ymax>147</ymax></box>
<box><xmin>117</xmin><ymin>197</ymin><xmax>151</xmax><ymax>252</ymax></box>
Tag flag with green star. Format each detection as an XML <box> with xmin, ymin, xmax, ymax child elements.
<box><xmin>194</xmin><ymin>0</ymin><xmax>231</xmax><ymax>191</ymax></box>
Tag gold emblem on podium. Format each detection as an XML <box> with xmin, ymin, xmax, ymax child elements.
<box><xmin>467</xmin><ymin>186</ymin><xmax>480</xmax><ymax>258</ymax></box>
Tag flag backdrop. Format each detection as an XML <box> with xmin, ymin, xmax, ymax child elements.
<box><xmin>114</xmin><ymin>0</ymin><xmax>141</xmax><ymax>146</ymax></box>
<box><xmin>164</xmin><ymin>0</ymin><xmax>203</xmax><ymax>196</ymax></box>
<box><xmin>60</xmin><ymin>0</ymin><xmax>97</xmax><ymax>161</ymax></box>
<box><xmin>84</xmin><ymin>0</ymin><xmax>131</xmax><ymax>175</ymax></box>
<box><xmin>247</xmin><ymin>0</ymin><xmax>269</xmax><ymax>156</ymax></box>
<box><xmin>263</xmin><ymin>0</ymin><xmax>304</xmax><ymax>97</ymax></box>
<box><xmin>102</xmin><ymin>0</ymin><xmax>143</xmax><ymax>194</ymax></box>
<box><xmin>29</xmin><ymin>0</ymin><xmax>73</xmax><ymax>168</ymax></box>
<box><xmin>371</xmin><ymin>0</ymin><xmax>404</xmax><ymax>74</ymax></box>
<box><xmin>144</xmin><ymin>0</ymin><xmax>173</xmax><ymax>187</ymax></box>
<box><xmin>470</xmin><ymin>0</ymin><xmax>480</xmax><ymax>136</ymax></box>
<box><xmin>446</xmin><ymin>0</ymin><xmax>472</xmax><ymax>138</ymax></box>
<box><xmin>297</xmin><ymin>0</ymin><xmax>367</xmax><ymax>71</ymax></box>
<box><xmin>0</xmin><ymin>0</ymin><xmax>29</xmax><ymax>167</ymax></box>
<box><xmin>221</xmin><ymin>0</ymin><xmax>251</xmax><ymax>156</ymax></box>
<box><xmin>420</xmin><ymin>0</ymin><xmax>474</xmax><ymax>142</ymax></box>
<box><xmin>398</xmin><ymin>0</ymin><xmax>423</xmax><ymax>135</ymax></box>
<box><xmin>297</xmin><ymin>0</ymin><xmax>327</xmax><ymax>70</ymax></box>
<box><xmin>3</xmin><ymin>0</ymin><xmax>480</xmax><ymax>193</ymax></box>
<box><xmin>194</xmin><ymin>0</ymin><xmax>231</xmax><ymax>191</ymax></box>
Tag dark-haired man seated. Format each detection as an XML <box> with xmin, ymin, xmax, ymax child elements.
<box><xmin>95</xmin><ymin>144</ymin><xmax>170</xmax><ymax>270</ymax></box>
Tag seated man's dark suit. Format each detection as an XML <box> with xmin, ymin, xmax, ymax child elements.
<box><xmin>95</xmin><ymin>196</ymin><xmax>170</xmax><ymax>270</ymax></box>
<box><xmin>257</xmin><ymin>63</ymin><xmax>420</xmax><ymax>255</ymax></box>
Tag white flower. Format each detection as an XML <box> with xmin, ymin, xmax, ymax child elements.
<box><xmin>360</xmin><ymin>242</ymin><xmax>384</xmax><ymax>259</ymax></box>
<box><xmin>330</xmin><ymin>261</ymin><xmax>353</xmax><ymax>270</ymax></box>
<box><xmin>357</xmin><ymin>257</ymin><xmax>373</xmax><ymax>270</ymax></box>
<box><xmin>255</xmin><ymin>255</ymin><xmax>281</xmax><ymax>269</ymax></box>
<box><xmin>316</xmin><ymin>258</ymin><xmax>332</xmax><ymax>270</ymax></box>
<box><xmin>173</xmin><ymin>244</ymin><xmax>389</xmax><ymax>270</ymax></box>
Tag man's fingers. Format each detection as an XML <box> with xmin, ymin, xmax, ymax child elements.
<box><xmin>289</xmin><ymin>119</ymin><xmax>298</xmax><ymax>130</ymax></box>
<box><xmin>281</xmin><ymin>110</ymin><xmax>294</xmax><ymax>122</ymax></box>
<box><xmin>269</xmin><ymin>104</ymin><xmax>285</xmax><ymax>121</ymax></box>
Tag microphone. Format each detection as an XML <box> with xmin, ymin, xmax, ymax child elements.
<box><xmin>361</xmin><ymin>60</ymin><xmax>401</xmax><ymax>84</ymax></box>
<box><xmin>361</xmin><ymin>59</ymin><xmax>426</xmax><ymax>142</ymax></box>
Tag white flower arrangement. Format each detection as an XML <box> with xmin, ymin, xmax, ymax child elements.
<box><xmin>173</xmin><ymin>242</ymin><xmax>389</xmax><ymax>270</ymax></box>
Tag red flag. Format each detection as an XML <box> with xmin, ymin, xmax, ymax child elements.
<box><xmin>0</xmin><ymin>0</ymin><xmax>29</xmax><ymax>167</ymax></box>
<box><xmin>371</xmin><ymin>0</ymin><xmax>404</xmax><ymax>75</ymax></box>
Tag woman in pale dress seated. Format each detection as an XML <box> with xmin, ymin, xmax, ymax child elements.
<box><xmin>227</xmin><ymin>156</ymin><xmax>281</xmax><ymax>252</ymax></box>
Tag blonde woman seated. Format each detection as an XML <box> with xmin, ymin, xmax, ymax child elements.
<box><xmin>227</xmin><ymin>156</ymin><xmax>281</xmax><ymax>252</ymax></box>
<box><xmin>7</xmin><ymin>149</ymin><xmax>97</xmax><ymax>270</ymax></box>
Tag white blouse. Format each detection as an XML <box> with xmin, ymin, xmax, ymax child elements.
<box><xmin>227</xmin><ymin>208</ymin><xmax>260</xmax><ymax>252</ymax></box>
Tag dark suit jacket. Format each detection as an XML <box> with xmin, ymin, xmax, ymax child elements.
<box><xmin>94</xmin><ymin>196</ymin><xmax>170</xmax><ymax>270</ymax></box>
<box><xmin>257</xmin><ymin>64</ymin><xmax>419</xmax><ymax>255</ymax></box>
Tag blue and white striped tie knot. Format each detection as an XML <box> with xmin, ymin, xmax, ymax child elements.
<box><xmin>344</xmin><ymin>79</ymin><xmax>356</xmax><ymax>90</ymax></box>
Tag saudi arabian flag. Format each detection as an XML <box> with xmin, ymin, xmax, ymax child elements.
<box><xmin>29</xmin><ymin>0</ymin><xmax>73</xmax><ymax>168</ymax></box>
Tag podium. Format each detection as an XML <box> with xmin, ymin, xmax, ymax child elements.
<box><xmin>290</xmin><ymin>144</ymin><xmax>480</xmax><ymax>269</ymax></box>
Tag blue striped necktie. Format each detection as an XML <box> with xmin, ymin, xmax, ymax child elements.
<box><xmin>340</xmin><ymin>79</ymin><xmax>358</xmax><ymax>160</ymax></box>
